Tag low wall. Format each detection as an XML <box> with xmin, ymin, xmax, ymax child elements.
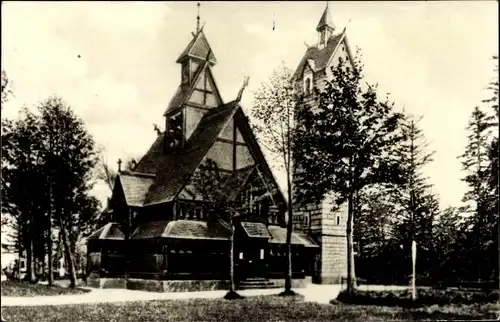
<box><xmin>269</xmin><ymin>276</ymin><xmax>311</xmax><ymax>289</ymax></box>
<box><xmin>129</xmin><ymin>279</ymin><xmax>229</xmax><ymax>293</ymax></box>
<box><xmin>86</xmin><ymin>276</ymin><xmax>312</xmax><ymax>292</ymax></box>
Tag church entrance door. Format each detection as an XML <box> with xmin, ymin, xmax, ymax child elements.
<box><xmin>237</xmin><ymin>243</ymin><xmax>267</xmax><ymax>279</ymax></box>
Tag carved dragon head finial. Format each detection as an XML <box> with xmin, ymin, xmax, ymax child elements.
<box><xmin>153</xmin><ymin>124</ymin><xmax>162</xmax><ymax>136</ymax></box>
<box><xmin>236</xmin><ymin>76</ymin><xmax>250</xmax><ymax>102</ymax></box>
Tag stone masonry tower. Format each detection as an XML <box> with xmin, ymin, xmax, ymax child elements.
<box><xmin>291</xmin><ymin>2</ymin><xmax>355</xmax><ymax>284</ymax></box>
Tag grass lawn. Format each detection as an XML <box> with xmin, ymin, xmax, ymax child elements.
<box><xmin>1</xmin><ymin>280</ymin><xmax>90</xmax><ymax>297</ymax></box>
<box><xmin>2</xmin><ymin>295</ymin><xmax>498</xmax><ymax>322</ymax></box>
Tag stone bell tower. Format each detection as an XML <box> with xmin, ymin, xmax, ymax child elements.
<box><xmin>291</xmin><ymin>2</ymin><xmax>355</xmax><ymax>284</ymax></box>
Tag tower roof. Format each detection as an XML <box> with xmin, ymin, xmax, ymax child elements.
<box><xmin>176</xmin><ymin>29</ymin><xmax>217</xmax><ymax>65</ymax></box>
<box><xmin>316</xmin><ymin>2</ymin><xmax>335</xmax><ymax>31</ymax></box>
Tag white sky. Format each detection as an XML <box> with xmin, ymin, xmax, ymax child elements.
<box><xmin>1</xmin><ymin>1</ymin><xmax>498</xmax><ymax>210</ymax></box>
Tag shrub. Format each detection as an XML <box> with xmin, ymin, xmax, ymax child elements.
<box><xmin>336</xmin><ymin>288</ymin><xmax>499</xmax><ymax>307</ymax></box>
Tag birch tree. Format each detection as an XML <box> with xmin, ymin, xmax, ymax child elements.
<box><xmin>251</xmin><ymin>64</ymin><xmax>302</xmax><ymax>295</ymax></box>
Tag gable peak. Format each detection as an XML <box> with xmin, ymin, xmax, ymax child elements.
<box><xmin>176</xmin><ymin>29</ymin><xmax>217</xmax><ymax>66</ymax></box>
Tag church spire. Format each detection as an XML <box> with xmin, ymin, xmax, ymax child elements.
<box><xmin>316</xmin><ymin>1</ymin><xmax>335</xmax><ymax>48</ymax></box>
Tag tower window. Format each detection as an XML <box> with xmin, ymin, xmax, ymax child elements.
<box><xmin>167</xmin><ymin>111</ymin><xmax>183</xmax><ymax>150</ymax></box>
<box><xmin>182</xmin><ymin>62</ymin><xmax>190</xmax><ymax>84</ymax></box>
<box><xmin>336</xmin><ymin>215</ymin><xmax>341</xmax><ymax>226</ymax></box>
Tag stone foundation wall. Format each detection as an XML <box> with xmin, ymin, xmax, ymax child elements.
<box><xmin>292</xmin><ymin>195</ymin><xmax>348</xmax><ymax>284</ymax></box>
<box><xmin>319</xmin><ymin>235</ymin><xmax>347</xmax><ymax>284</ymax></box>
<box><xmin>269</xmin><ymin>276</ymin><xmax>311</xmax><ymax>289</ymax></box>
<box><xmin>86</xmin><ymin>277</ymin><xmax>311</xmax><ymax>292</ymax></box>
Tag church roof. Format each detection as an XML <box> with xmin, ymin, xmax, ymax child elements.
<box><xmin>176</xmin><ymin>29</ymin><xmax>217</xmax><ymax>65</ymax></box>
<box><xmin>267</xmin><ymin>226</ymin><xmax>319</xmax><ymax>248</ymax></box>
<box><xmin>130</xmin><ymin>220</ymin><xmax>231</xmax><ymax>240</ymax></box>
<box><xmin>240</xmin><ymin>222</ymin><xmax>271</xmax><ymax>239</ymax></box>
<box><xmin>292</xmin><ymin>32</ymin><xmax>343</xmax><ymax>80</ymax></box>
<box><xmin>128</xmin><ymin>101</ymin><xmax>239</xmax><ymax>206</ymax></box>
<box><xmin>119</xmin><ymin>173</ymin><xmax>155</xmax><ymax>207</ymax></box>
<box><xmin>88</xmin><ymin>223</ymin><xmax>125</xmax><ymax>241</ymax></box>
<box><xmin>316</xmin><ymin>4</ymin><xmax>335</xmax><ymax>31</ymax></box>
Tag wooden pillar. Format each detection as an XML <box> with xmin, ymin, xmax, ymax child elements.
<box><xmin>162</xmin><ymin>244</ymin><xmax>168</xmax><ymax>278</ymax></box>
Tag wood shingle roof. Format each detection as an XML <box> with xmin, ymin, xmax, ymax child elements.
<box><xmin>120</xmin><ymin>101</ymin><xmax>240</xmax><ymax>207</ymax></box>
<box><xmin>292</xmin><ymin>33</ymin><xmax>344</xmax><ymax>80</ymax></box>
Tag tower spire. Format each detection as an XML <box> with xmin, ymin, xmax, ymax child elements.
<box><xmin>196</xmin><ymin>2</ymin><xmax>201</xmax><ymax>33</ymax></box>
<box><xmin>316</xmin><ymin>1</ymin><xmax>335</xmax><ymax>48</ymax></box>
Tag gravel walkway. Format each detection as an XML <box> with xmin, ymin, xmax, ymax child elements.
<box><xmin>1</xmin><ymin>283</ymin><xmax>408</xmax><ymax>307</ymax></box>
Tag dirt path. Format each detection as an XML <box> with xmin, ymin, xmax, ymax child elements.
<box><xmin>1</xmin><ymin>284</ymin><xmax>408</xmax><ymax>307</ymax></box>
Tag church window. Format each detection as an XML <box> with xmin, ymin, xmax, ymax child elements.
<box><xmin>239</xmin><ymin>252</ymin><xmax>244</xmax><ymax>260</ymax></box>
<box><xmin>167</xmin><ymin>111</ymin><xmax>183</xmax><ymax>150</ymax></box>
<box><xmin>304</xmin><ymin>77</ymin><xmax>312</xmax><ymax>96</ymax></box>
<box><xmin>336</xmin><ymin>215</ymin><xmax>341</xmax><ymax>226</ymax></box>
<box><xmin>260</xmin><ymin>249</ymin><xmax>265</xmax><ymax>259</ymax></box>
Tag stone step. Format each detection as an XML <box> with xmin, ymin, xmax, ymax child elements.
<box><xmin>237</xmin><ymin>282</ymin><xmax>278</xmax><ymax>290</ymax></box>
<box><xmin>241</xmin><ymin>277</ymin><xmax>268</xmax><ymax>282</ymax></box>
<box><xmin>237</xmin><ymin>278</ymin><xmax>278</xmax><ymax>290</ymax></box>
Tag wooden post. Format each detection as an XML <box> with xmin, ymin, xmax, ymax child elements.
<box><xmin>411</xmin><ymin>240</ymin><xmax>417</xmax><ymax>300</ymax></box>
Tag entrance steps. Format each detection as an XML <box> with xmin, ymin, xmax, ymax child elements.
<box><xmin>237</xmin><ymin>277</ymin><xmax>278</xmax><ymax>290</ymax></box>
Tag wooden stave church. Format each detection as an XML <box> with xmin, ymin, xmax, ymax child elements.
<box><xmin>86</xmin><ymin>22</ymin><xmax>321</xmax><ymax>283</ymax></box>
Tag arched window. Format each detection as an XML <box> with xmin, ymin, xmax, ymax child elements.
<box><xmin>304</xmin><ymin>78</ymin><xmax>311</xmax><ymax>96</ymax></box>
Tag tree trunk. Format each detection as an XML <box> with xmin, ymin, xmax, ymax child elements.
<box><xmin>47</xmin><ymin>182</ymin><xmax>54</xmax><ymax>285</ymax></box>
<box><xmin>25</xmin><ymin>217</ymin><xmax>36</xmax><ymax>283</ymax></box>
<box><xmin>28</xmin><ymin>237</ymin><xmax>36</xmax><ymax>283</ymax></box>
<box><xmin>230</xmin><ymin>219</ymin><xmax>235</xmax><ymax>293</ymax></box>
<box><xmin>346</xmin><ymin>192</ymin><xmax>357</xmax><ymax>293</ymax></box>
<box><xmin>411</xmin><ymin>240</ymin><xmax>417</xmax><ymax>300</ymax></box>
<box><xmin>60</xmin><ymin>223</ymin><xmax>77</xmax><ymax>288</ymax></box>
<box><xmin>47</xmin><ymin>232</ymin><xmax>54</xmax><ymax>285</ymax></box>
<box><xmin>284</xmin><ymin>172</ymin><xmax>294</xmax><ymax>293</ymax></box>
<box><xmin>17</xmin><ymin>247</ymin><xmax>22</xmax><ymax>282</ymax></box>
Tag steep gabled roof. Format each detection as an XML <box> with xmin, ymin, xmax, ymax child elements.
<box><xmin>176</xmin><ymin>29</ymin><xmax>217</xmax><ymax>65</ymax></box>
<box><xmin>292</xmin><ymin>33</ymin><xmax>343</xmax><ymax>80</ymax></box>
<box><xmin>120</xmin><ymin>99</ymin><xmax>286</xmax><ymax>209</ymax></box>
<box><xmin>118</xmin><ymin>173</ymin><xmax>155</xmax><ymax>207</ymax></box>
<box><xmin>233</xmin><ymin>108</ymin><xmax>287</xmax><ymax>208</ymax></box>
<box><xmin>164</xmin><ymin>56</ymin><xmax>224</xmax><ymax>117</ymax></box>
<box><xmin>88</xmin><ymin>223</ymin><xmax>124</xmax><ymax>241</ymax></box>
<box><xmin>136</xmin><ymin>101</ymin><xmax>240</xmax><ymax>206</ymax></box>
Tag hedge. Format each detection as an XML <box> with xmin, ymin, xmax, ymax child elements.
<box><xmin>336</xmin><ymin>288</ymin><xmax>499</xmax><ymax>308</ymax></box>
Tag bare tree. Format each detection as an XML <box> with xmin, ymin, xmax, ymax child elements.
<box><xmin>251</xmin><ymin>63</ymin><xmax>301</xmax><ymax>295</ymax></box>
